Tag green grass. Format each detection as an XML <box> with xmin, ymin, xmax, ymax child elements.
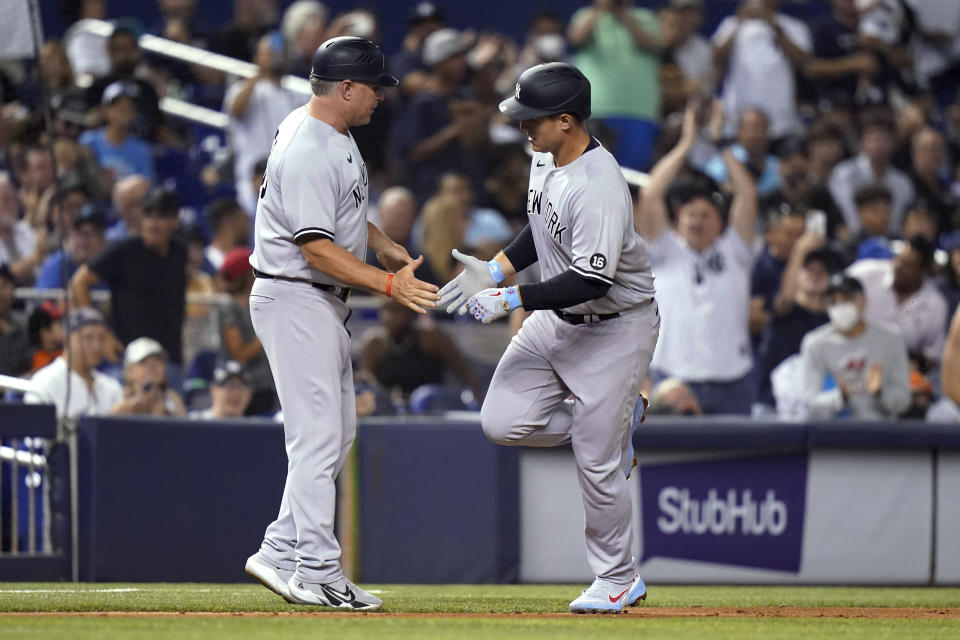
<box><xmin>1</xmin><ymin>617</ymin><xmax>959</xmax><ymax>640</ymax></box>
<box><xmin>1</xmin><ymin>583</ymin><xmax>960</xmax><ymax>613</ymax></box>
<box><xmin>0</xmin><ymin>584</ymin><xmax>958</xmax><ymax>639</ymax></box>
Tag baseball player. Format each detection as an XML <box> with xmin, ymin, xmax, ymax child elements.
<box><xmin>439</xmin><ymin>62</ymin><xmax>659</xmax><ymax>614</ymax></box>
<box><xmin>243</xmin><ymin>37</ymin><xmax>439</xmax><ymax>611</ymax></box>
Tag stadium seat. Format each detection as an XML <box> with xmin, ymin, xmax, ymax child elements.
<box><xmin>408</xmin><ymin>384</ymin><xmax>477</xmax><ymax>414</ymax></box>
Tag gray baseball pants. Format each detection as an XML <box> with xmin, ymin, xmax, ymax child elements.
<box><xmin>249</xmin><ymin>277</ymin><xmax>355</xmax><ymax>584</ymax></box>
<box><xmin>481</xmin><ymin>303</ymin><xmax>659</xmax><ymax>582</ymax></box>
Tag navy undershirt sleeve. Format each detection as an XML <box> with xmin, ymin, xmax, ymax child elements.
<box><xmin>518</xmin><ymin>269</ymin><xmax>611</xmax><ymax>311</ymax></box>
<box><xmin>502</xmin><ymin>224</ymin><xmax>537</xmax><ymax>273</ymax></box>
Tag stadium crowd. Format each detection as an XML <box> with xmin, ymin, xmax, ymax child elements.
<box><xmin>0</xmin><ymin>0</ymin><xmax>959</xmax><ymax>422</ymax></box>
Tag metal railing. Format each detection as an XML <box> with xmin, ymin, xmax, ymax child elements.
<box><xmin>0</xmin><ymin>376</ymin><xmax>61</xmax><ymax>578</ymax></box>
<box><xmin>0</xmin><ymin>375</ymin><xmax>72</xmax><ymax>579</ymax></box>
<box><xmin>0</xmin><ymin>438</ymin><xmax>49</xmax><ymax>556</ymax></box>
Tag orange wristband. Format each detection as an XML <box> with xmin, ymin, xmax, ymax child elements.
<box><xmin>385</xmin><ymin>273</ymin><xmax>394</xmax><ymax>297</ymax></box>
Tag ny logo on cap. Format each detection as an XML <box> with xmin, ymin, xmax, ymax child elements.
<box><xmin>515</xmin><ymin>83</ymin><xmax>521</xmax><ymax>100</ymax></box>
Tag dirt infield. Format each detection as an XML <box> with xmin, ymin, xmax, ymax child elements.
<box><xmin>4</xmin><ymin>607</ymin><xmax>959</xmax><ymax>619</ymax></box>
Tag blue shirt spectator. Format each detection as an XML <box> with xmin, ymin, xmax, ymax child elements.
<box><xmin>79</xmin><ymin>81</ymin><xmax>155</xmax><ymax>182</ymax></box>
<box><xmin>79</xmin><ymin>128</ymin><xmax>154</xmax><ymax>182</ymax></box>
<box><xmin>35</xmin><ymin>204</ymin><xmax>108</xmax><ymax>290</ymax></box>
<box><xmin>705</xmin><ymin>143</ymin><xmax>781</xmax><ymax>196</ymax></box>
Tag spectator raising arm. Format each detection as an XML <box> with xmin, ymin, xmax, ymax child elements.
<box><xmin>568</xmin><ymin>2</ymin><xmax>605</xmax><ymax>49</ymax></box>
<box><xmin>721</xmin><ymin>144</ymin><xmax>758</xmax><ymax>248</ymax></box>
<box><xmin>69</xmin><ymin>264</ymin><xmax>99</xmax><ymax>308</ymax></box>
<box><xmin>803</xmin><ymin>51</ymin><xmax>878</xmax><ymax>81</ymax></box>
<box><xmin>634</xmin><ymin>101</ymin><xmax>698</xmax><ymax>240</ymax></box>
<box><xmin>773</xmin><ymin>231</ymin><xmax>824</xmax><ymax>317</ymax></box>
<box><xmin>7</xmin><ymin>226</ymin><xmax>50</xmax><ymax>285</ymax></box>
<box><xmin>68</xmin><ymin>264</ymin><xmax>124</xmax><ymax>361</ymax></box>
<box><xmin>226</xmin><ymin>73</ymin><xmax>264</xmax><ymax>119</ymax></box>
<box><xmin>615</xmin><ymin>4</ymin><xmax>661</xmax><ymax>52</ymax></box>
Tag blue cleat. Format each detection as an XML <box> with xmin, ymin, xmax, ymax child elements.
<box><xmin>626</xmin><ymin>573</ymin><xmax>647</xmax><ymax>606</ymax></box>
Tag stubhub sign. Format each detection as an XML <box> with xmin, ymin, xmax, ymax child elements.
<box><xmin>639</xmin><ymin>453</ymin><xmax>808</xmax><ymax>573</ymax></box>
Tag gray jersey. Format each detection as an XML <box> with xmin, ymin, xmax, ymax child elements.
<box><xmin>251</xmin><ymin>107</ymin><xmax>369</xmax><ymax>286</ymax></box>
<box><xmin>526</xmin><ymin>143</ymin><xmax>655</xmax><ymax>315</ymax></box>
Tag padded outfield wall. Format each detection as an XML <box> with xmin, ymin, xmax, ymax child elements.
<box><xmin>68</xmin><ymin>415</ymin><xmax>960</xmax><ymax>584</ymax></box>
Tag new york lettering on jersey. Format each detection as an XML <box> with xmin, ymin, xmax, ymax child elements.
<box><xmin>251</xmin><ymin>110</ymin><xmax>369</xmax><ymax>282</ymax></box>
<box><xmin>527</xmin><ymin>187</ymin><xmax>567</xmax><ymax>244</ymax></box>
<box><xmin>525</xmin><ymin>147</ymin><xmax>656</xmax><ymax>315</ymax></box>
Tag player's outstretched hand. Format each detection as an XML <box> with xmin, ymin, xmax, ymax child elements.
<box><xmin>467</xmin><ymin>286</ymin><xmax>521</xmax><ymax>324</ymax></box>
<box><xmin>392</xmin><ymin>255</ymin><xmax>440</xmax><ymax>314</ymax></box>
<box><xmin>438</xmin><ymin>249</ymin><xmax>497</xmax><ymax>315</ymax></box>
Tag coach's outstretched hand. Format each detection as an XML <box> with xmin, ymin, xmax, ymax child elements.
<box><xmin>438</xmin><ymin>249</ymin><xmax>499</xmax><ymax>315</ymax></box>
<box><xmin>391</xmin><ymin>255</ymin><xmax>440</xmax><ymax>314</ymax></box>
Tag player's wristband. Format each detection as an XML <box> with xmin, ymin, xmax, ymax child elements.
<box><xmin>385</xmin><ymin>273</ymin><xmax>394</xmax><ymax>297</ymax></box>
<box><xmin>504</xmin><ymin>285</ymin><xmax>522</xmax><ymax>310</ymax></box>
<box><xmin>487</xmin><ymin>259</ymin><xmax>505</xmax><ymax>284</ymax></box>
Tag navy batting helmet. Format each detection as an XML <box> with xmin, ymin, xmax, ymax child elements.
<box><xmin>310</xmin><ymin>37</ymin><xmax>399</xmax><ymax>87</ymax></box>
<box><xmin>498</xmin><ymin>62</ymin><xmax>591</xmax><ymax>121</ymax></box>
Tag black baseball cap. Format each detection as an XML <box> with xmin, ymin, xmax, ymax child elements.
<box><xmin>66</xmin><ymin>307</ymin><xmax>106</xmax><ymax>332</ymax></box>
<box><xmin>803</xmin><ymin>248</ymin><xmax>837</xmax><ymax>272</ymax></box>
<box><xmin>53</xmin><ymin>174</ymin><xmax>91</xmax><ymax>203</ymax></box>
<box><xmin>142</xmin><ymin>187</ymin><xmax>180</xmax><ymax>217</ymax></box>
<box><xmin>71</xmin><ymin>203</ymin><xmax>107</xmax><ymax>230</ymax></box>
<box><xmin>213</xmin><ymin>361</ymin><xmax>250</xmax><ymax>386</ymax></box>
<box><xmin>410</xmin><ymin>1</ymin><xmax>444</xmax><ymax>24</ymax></box>
<box><xmin>825</xmin><ymin>274</ymin><xmax>864</xmax><ymax>297</ymax></box>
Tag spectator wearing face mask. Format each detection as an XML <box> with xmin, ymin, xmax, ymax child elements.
<box><xmin>798</xmin><ymin>274</ymin><xmax>910</xmax><ymax>419</ymax></box>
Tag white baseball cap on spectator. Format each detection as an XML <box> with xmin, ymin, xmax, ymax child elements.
<box><xmin>101</xmin><ymin>80</ymin><xmax>140</xmax><ymax>108</ymax></box>
<box><xmin>124</xmin><ymin>337</ymin><xmax>167</xmax><ymax>368</ymax></box>
<box><xmin>422</xmin><ymin>28</ymin><xmax>472</xmax><ymax>67</ymax></box>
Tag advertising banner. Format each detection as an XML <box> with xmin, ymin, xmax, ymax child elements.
<box><xmin>639</xmin><ymin>453</ymin><xmax>808</xmax><ymax>573</ymax></box>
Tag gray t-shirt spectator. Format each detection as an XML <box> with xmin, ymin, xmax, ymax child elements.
<box><xmin>219</xmin><ymin>300</ymin><xmax>273</xmax><ymax>393</ymax></box>
<box><xmin>799</xmin><ymin>322</ymin><xmax>911</xmax><ymax>419</ymax></box>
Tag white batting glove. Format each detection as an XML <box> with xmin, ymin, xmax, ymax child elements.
<box><xmin>467</xmin><ymin>286</ymin><xmax>522</xmax><ymax>324</ymax></box>
<box><xmin>438</xmin><ymin>249</ymin><xmax>503</xmax><ymax>315</ymax></box>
